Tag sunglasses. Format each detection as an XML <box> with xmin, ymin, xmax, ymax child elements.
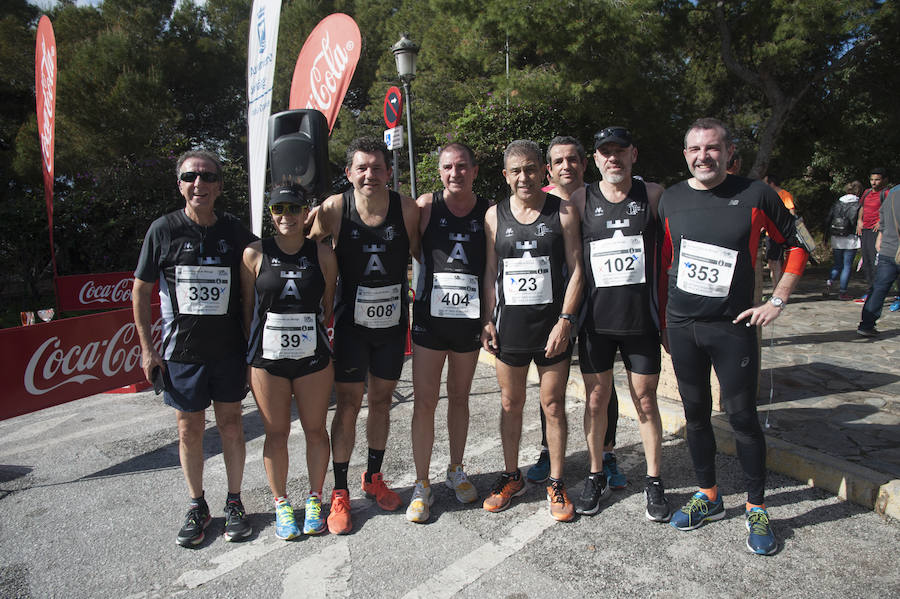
<box><xmin>269</xmin><ymin>203</ymin><xmax>305</xmax><ymax>215</ymax></box>
<box><xmin>179</xmin><ymin>171</ymin><xmax>220</xmax><ymax>183</ymax></box>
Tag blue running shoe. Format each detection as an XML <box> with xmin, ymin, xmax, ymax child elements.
<box><xmin>526</xmin><ymin>449</ymin><xmax>550</xmax><ymax>483</ymax></box>
<box><xmin>274</xmin><ymin>501</ymin><xmax>300</xmax><ymax>540</ymax></box>
<box><xmin>890</xmin><ymin>297</ymin><xmax>900</xmax><ymax>312</ymax></box>
<box><xmin>303</xmin><ymin>494</ymin><xmax>326</xmax><ymax>535</ymax></box>
<box><xmin>670</xmin><ymin>491</ymin><xmax>725</xmax><ymax>531</ymax></box>
<box><xmin>746</xmin><ymin>507</ymin><xmax>777</xmax><ymax>555</ymax></box>
<box><xmin>603</xmin><ymin>453</ymin><xmax>627</xmax><ymax>489</ymax></box>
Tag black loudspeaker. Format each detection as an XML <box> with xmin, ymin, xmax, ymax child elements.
<box><xmin>268</xmin><ymin>109</ymin><xmax>329</xmax><ymax>199</ymax></box>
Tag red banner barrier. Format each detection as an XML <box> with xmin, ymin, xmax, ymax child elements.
<box><xmin>54</xmin><ymin>271</ymin><xmax>150</xmax><ymax>311</ymax></box>
<box><xmin>0</xmin><ymin>306</ymin><xmax>160</xmax><ymax>421</ymax></box>
<box><xmin>289</xmin><ymin>13</ymin><xmax>361</xmax><ymax>132</ymax></box>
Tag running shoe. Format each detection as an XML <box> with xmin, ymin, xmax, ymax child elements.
<box><xmin>857</xmin><ymin>327</ymin><xmax>879</xmax><ymax>338</ymax></box>
<box><xmin>526</xmin><ymin>449</ymin><xmax>550</xmax><ymax>483</ymax></box>
<box><xmin>223</xmin><ymin>498</ymin><xmax>252</xmax><ymax>542</ymax></box>
<box><xmin>603</xmin><ymin>453</ymin><xmax>627</xmax><ymax>489</ymax></box>
<box><xmin>274</xmin><ymin>500</ymin><xmax>300</xmax><ymax>540</ymax></box>
<box><xmin>446</xmin><ymin>464</ymin><xmax>478</xmax><ymax>503</ymax></box>
<box><xmin>838</xmin><ymin>292</ymin><xmax>852</xmax><ymax>301</ymax></box>
<box><xmin>645</xmin><ymin>479</ymin><xmax>671</xmax><ymax>522</ymax></box>
<box><xmin>303</xmin><ymin>494</ymin><xmax>326</xmax><ymax>535</ymax></box>
<box><xmin>327</xmin><ymin>489</ymin><xmax>352</xmax><ymax>535</ymax></box>
<box><xmin>854</xmin><ymin>294</ymin><xmax>868</xmax><ymax>304</ymax></box>
<box><xmin>362</xmin><ymin>472</ymin><xmax>402</xmax><ymax>511</ymax></box>
<box><xmin>574</xmin><ymin>473</ymin><xmax>610</xmax><ymax>516</ymax></box>
<box><xmin>406</xmin><ymin>481</ymin><xmax>434</xmax><ymax>523</ymax></box>
<box><xmin>482</xmin><ymin>471</ymin><xmax>526</xmax><ymax>512</ymax></box>
<box><xmin>547</xmin><ymin>479</ymin><xmax>575</xmax><ymax>522</ymax></box>
<box><xmin>176</xmin><ymin>501</ymin><xmax>211</xmax><ymax>547</ymax></box>
<box><xmin>890</xmin><ymin>298</ymin><xmax>900</xmax><ymax>312</ymax></box>
<box><xmin>746</xmin><ymin>507</ymin><xmax>777</xmax><ymax>555</ymax></box>
<box><xmin>670</xmin><ymin>491</ymin><xmax>725</xmax><ymax>531</ymax></box>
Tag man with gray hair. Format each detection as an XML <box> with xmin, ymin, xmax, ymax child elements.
<box><xmin>481</xmin><ymin>139</ymin><xmax>584</xmax><ymax>521</ymax></box>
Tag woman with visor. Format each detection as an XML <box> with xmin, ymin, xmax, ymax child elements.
<box><xmin>241</xmin><ymin>186</ymin><xmax>337</xmax><ymax>539</ymax></box>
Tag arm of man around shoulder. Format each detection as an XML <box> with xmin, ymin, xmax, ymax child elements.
<box><xmin>545</xmin><ymin>198</ymin><xmax>584</xmax><ymax>358</ymax></box>
<box><xmin>318</xmin><ymin>239</ymin><xmax>338</xmax><ymax>325</ymax></box>
<box><xmin>480</xmin><ymin>205</ymin><xmax>499</xmax><ymax>354</ymax></box>
<box><xmin>402</xmin><ymin>193</ymin><xmax>422</xmax><ymax>260</ymax></box>
<box><xmin>308</xmin><ymin>193</ymin><xmax>343</xmax><ymax>245</ymax></box>
<box><xmin>132</xmin><ymin>278</ymin><xmax>163</xmax><ymax>383</ymax></box>
<box><xmin>414</xmin><ymin>192</ymin><xmax>433</xmax><ymax>265</ymax></box>
<box><xmin>240</xmin><ymin>241</ymin><xmax>263</xmax><ymax>341</ymax></box>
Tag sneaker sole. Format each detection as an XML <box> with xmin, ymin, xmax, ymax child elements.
<box><xmin>746</xmin><ymin>538</ymin><xmax>778</xmax><ymax>555</ymax></box>
<box><xmin>526</xmin><ymin>472</ymin><xmax>549</xmax><ymax>484</ymax></box>
<box><xmin>223</xmin><ymin>528</ymin><xmax>252</xmax><ymax>542</ymax></box>
<box><xmin>276</xmin><ymin>528</ymin><xmax>300</xmax><ymax>540</ymax></box>
<box><xmin>304</xmin><ymin>523</ymin><xmax>327</xmax><ymax>535</ymax></box>
<box><xmin>645</xmin><ymin>507</ymin><xmax>671</xmax><ymax>523</ymax></box>
<box><xmin>670</xmin><ymin>508</ymin><xmax>725</xmax><ymax>531</ymax></box>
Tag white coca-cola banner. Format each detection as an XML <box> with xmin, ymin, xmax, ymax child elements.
<box><xmin>289</xmin><ymin>13</ymin><xmax>361</xmax><ymax>132</ymax></box>
<box><xmin>247</xmin><ymin>0</ymin><xmax>281</xmax><ymax>236</ymax></box>
<box><xmin>55</xmin><ymin>272</ymin><xmax>155</xmax><ymax>311</ymax></box>
<box><xmin>0</xmin><ymin>306</ymin><xmax>161</xmax><ymax>421</ymax></box>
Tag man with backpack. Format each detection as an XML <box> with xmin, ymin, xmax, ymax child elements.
<box><xmin>825</xmin><ymin>181</ymin><xmax>862</xmax><ymax>300</ymax></box>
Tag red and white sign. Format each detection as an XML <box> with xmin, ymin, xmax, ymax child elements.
<box><xmin>383</xmin><ymin>86</ymin><xmax>403</xmax><ymax>129</ymax></box>
<box><xmin>289</xmin><ymin>13</ymin><xmax>361</xmax><ymax>132</ymax></box>
<box><xmin>0</xmin><ymin>306</ymin><xmax>161</xmax><ymax>421</ymax></box>
<box><xmin>35</xmin><ymin>15</ymin><xmax>57</xmax><ymax>272</ymax></box>
<box><xmin>55</xmin><ymin>271</ymin><xmax>151</xmax><ymax>311</ymax></box>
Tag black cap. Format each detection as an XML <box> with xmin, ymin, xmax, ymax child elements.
<box><xmin>593</xmin><ymin>127</ymin><xmax>632</xmax><ymax>149</ymax></box>
<box><xmin>870</xmin><ymin>167</ymin><xmax>887</xmax><ymax>176</ymax></box>
<box><xmin>267</xmin><ymin>186</ymin><xmax>308</xmax><ymax>207</ymax></box>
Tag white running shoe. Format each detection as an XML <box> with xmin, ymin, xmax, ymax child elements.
<box><xmin>406</xmin><ymin>481</ymin><xmax>434</xmax><ymax>523</ymax></box>
<box><xmin>446</xmin><ymin>464</ymin><xmax>478</xmax><ymax>504</ymax></box>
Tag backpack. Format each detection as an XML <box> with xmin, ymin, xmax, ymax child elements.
<box><xmin>829</xmin><ymin>200</ymin><xmax>857</xmax><ymax>236</ymax></box>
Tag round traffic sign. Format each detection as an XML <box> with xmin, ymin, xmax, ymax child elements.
<box><xmin>384</xmin><ymin>86</ymin><xmax>403</xmax><ymax>129</ymax></box>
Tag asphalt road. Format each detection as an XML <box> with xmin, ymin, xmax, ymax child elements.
<box><xmin>1</xmin><ymin>357</ymin><xmax>898</xmax><ymax>598</ymax></box>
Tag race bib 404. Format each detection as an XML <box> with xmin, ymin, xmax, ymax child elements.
<box><xmin>430</xmin><ymin>273</ymin><xmax>480</xmax><ymax>319</ymax></box>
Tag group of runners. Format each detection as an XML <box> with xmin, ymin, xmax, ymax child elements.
<box><xmin>133</xmin><ymin>117</ymin><xmax>807</xmax><ymax>557</ymax></box>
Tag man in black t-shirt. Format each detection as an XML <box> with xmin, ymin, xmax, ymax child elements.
<box><xmin>133</xmin><ymin>150</ymin><xmax>256</xmax><ymax>547</ymax></box>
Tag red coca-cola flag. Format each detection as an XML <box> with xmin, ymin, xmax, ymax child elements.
<box><xmin>289</xmin><ymin>13</ymin><xmax>361</xmax><ymax>132</ymax></box>
<box><xmin>0</xmin><ymin>306</ymin><xmax>161</xmax><ymax>422</ymax></box>
<box><xmin>54</xmin><ymin>272</ymin><xmax>154</xmax><ymax>311</ymax></box>
<box><xmin>35</xmin><ymin>15</ymin><xmax>57</xmax><ymax>274</ymax></box>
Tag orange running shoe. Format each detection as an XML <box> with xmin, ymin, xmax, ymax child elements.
<box><xmin>482</xmin><ymin>471</ymin><xmax>526</xmax><ymax>512</ymax></box>
<box><xmin>362</xmin><ymin>472</ymin><xmax>402</xmax><ymax>511</ymax></box>
<box><xmin>327</xmin><ymin>489</ymin><xmax>352</xmax><ymax>535</ymax></box>
<box><xmin>547</xmin><ymin>479</ymin><xmax>575</xmax><ymax>522</ymax></box>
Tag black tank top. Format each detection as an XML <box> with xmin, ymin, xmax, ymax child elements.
<box><xmin>334</xmin><ymin>189</ymin><xmax>410</xmax><ymax>338</ymax></box>
<box><xmin>414</xmin><ymin>190</ymin><xmax>487</xmax><ymax>331</ymax></box>
<box><xmin>582</xmin><ymin>179</ymin><xmax>659</xmax><ymax>335</ymax></box>
<box><xmin>248</xmin><ymin>237</ymin><xmax>330</xmax><ymax>367</ymax></box>
<box><xmin>493</xmin><ymin>194</ymin><xmax>566</xmax><ymax>352</ymax></box>
<box><xmin>154</xmin><ymin>211</ymin><xmax>253</xmax><ymax>362</ymax></box>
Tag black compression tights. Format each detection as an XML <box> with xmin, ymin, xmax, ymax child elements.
<box><xmin>667</xmin><ymin>320</ymin><xmax>766</xmax><ymax>505</ymax></box>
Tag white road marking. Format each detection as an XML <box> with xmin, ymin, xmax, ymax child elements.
<box><xmin>176</xmin><ymin>537</ymin><xmax>283</xmax><ymax>589</ymax></box>
<box><xmin>400</xmin><ymin>507</ymin><xmax>552</xmax><ymax>599</ymax></box>
<box><xmin>281</xmin><ymin>538</ymin><xmax>351</xmax><ymax>598</ymax></box>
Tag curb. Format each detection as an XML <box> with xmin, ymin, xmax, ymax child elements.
<box><xmin>476</xmin><ymin>350</ymin><xmax>899</xmax><ymax>521</ymax></box>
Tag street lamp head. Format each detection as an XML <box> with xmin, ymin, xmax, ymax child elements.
<box><xmin>392</xmin><ymin>33</ymin><xmax>419</xmax><ymax>82</ymax></box>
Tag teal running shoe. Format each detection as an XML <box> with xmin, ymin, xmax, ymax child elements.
<box><xmin>274</xmin><ymin>501</ymin><xmax>300</xmax><ymax>540</ymax></box>
<box><xmin>746</xmin><ymin>507</ymin><xmax>777</xmax><ymax>555</ymax></box>
<box><xmin>526</xmin><ymin>449</ymin><xmax>550</xmax><ymax>483</ymax></box>
<box><xmin>670</xmin><ymin>491</ymin><xmax>725</xmax><ymax>531</ymax></box>
<box><xmin>303</xmin><ymin>494</ymin><xmax>326</xmax><ymax>535</ymax></box>
<box><xmin>603</xmin><ymin>453</ymin><xmax>627</xmax><ymax>489</ymax></box>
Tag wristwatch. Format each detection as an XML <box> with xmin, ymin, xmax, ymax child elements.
<box><xmin>559</xmin><ymin>313</ymin><xmax>577</xmax><ymax>324</ymax></box>
<box><xmin>769</xmin><ymin>297</ymin><xmax>785</xmax><ymax>309</ymax></box>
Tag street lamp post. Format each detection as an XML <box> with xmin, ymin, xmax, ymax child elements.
<box><xmin>391</xmin><ymin>33</ymin><xmax>419</xmax><ymax>200</ymax></box>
